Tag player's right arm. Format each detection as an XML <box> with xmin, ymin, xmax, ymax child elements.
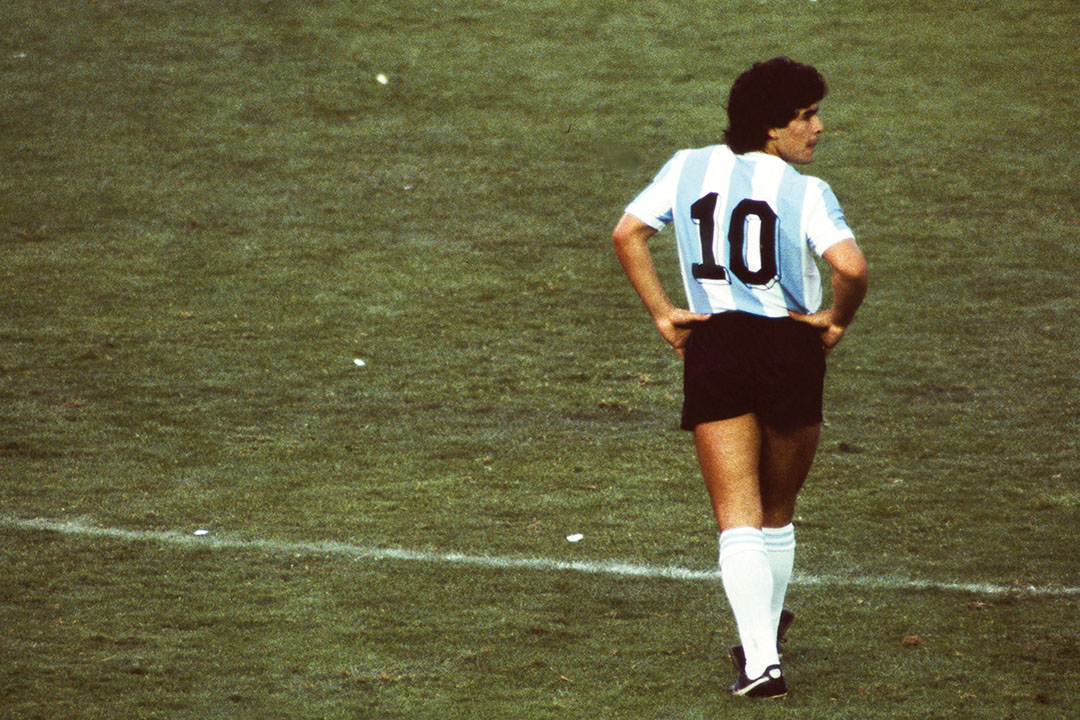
<box><xmin>612</xmin><ymin>213</ymin><xmax>711</xmax><ymax>358</ymax></box>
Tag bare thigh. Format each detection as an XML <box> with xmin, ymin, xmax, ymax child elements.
<box><xmin>695</xmin><ymin>414</ymin><xmax>821</xmax><ymax>531</ymax></box>
<box><xmin>759</xmin><ymin>421</ymin><xmax>820</xmax><ymax>527</ymax></box>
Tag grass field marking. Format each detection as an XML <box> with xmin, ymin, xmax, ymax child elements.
<box><xmin>6</xmin><ymin>516</ymin><xmax>1079</xmax><ymax>598</ymax></box>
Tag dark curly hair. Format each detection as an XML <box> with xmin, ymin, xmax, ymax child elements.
<box><xmin>723</xmin><ymin>57</ymin><xmax>828</xmax><ymax>154</ymax></box>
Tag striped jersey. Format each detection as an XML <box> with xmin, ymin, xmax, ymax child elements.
<box><xmin>625</xmin><ymin>144</ymin><xmax>854</xmax><ymax>317</ymax></box>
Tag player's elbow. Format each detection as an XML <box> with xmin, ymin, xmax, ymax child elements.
<box><xmin>611</xmin><ymin>227</ymin><xmax>633</xmax><ymax>253</ymax></box>
<box><xmin>611</xmin><ymin>227</ymin><xmax>629</xmax><ymax>251</ymax></box>
<box><xmin>838</xmin><ymin>254</ymin><xmax>869</xmax><ymax>288</ymax></box>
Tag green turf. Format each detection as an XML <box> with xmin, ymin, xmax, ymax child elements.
<box><xmin>2</xmin><ymin>0</ymin><xmax>1079</xmax><ymax>718</ymax></box>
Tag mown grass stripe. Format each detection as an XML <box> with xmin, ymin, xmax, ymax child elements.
<box><xmin>5</xmin><ymin>516</ymin><xmax>1077</xmax><ymax>598</ymax></box>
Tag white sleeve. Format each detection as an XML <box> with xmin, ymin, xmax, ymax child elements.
<box><xmin>804</xmin><ymin>180</ymin><xmax>855</xmax><ymax>256</ymax></box>
<box><xmin>623</xmin><ymin>151</ymin><xmax>686</xmax><ymax>231</ymax></box>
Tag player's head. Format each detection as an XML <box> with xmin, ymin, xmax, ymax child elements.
<box><xmin>724</xmin><ymin>58</ymin><xmax>828</xmax><ymax>154</ymax></box>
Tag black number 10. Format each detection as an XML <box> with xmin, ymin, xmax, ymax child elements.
<box><xmin>690</xmin><ymin>193</ymin><xmax>779</xmax><ymax>287</ymax></box>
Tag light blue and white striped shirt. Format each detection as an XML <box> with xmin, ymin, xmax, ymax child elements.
<box><xmin>625</xmin><ymin>145</ymin><xmax>854</xmax><ymax>317</ymax></box>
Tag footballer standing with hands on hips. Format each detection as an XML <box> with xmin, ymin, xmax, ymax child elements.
<box><xmin>612</xmin><ymin>57</ymin><xmax>868</xmax><ymax>699</ymax></box>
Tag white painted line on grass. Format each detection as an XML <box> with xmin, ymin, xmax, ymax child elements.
<box><xmin>4</xmin><ymin>516</ymin><xmax>1078</xmax><ymax>597</ymax></box>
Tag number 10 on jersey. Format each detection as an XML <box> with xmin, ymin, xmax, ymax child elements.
<box><xmin>690</xmin><ymin>194</ymin><xmax>779</xmax><ymax>288</ymax></box>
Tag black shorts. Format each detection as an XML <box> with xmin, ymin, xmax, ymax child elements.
<box><xmin>681</xmin><ymin>311</ymin><xmax>826</xmax><ymax>431</ymax></box>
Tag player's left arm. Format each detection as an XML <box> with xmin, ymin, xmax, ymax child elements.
<box><xmin>790</xmin><ymin>239</ymin><xmax>868</xmax><ymax>352</ymax></box>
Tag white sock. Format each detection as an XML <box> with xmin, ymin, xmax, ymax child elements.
<box><xmin>762</xmin><ymin>524</ymin><xmax>796</xmax><ymax>637</ymax></box>
<box><xmin>718</xmin><ymin>527</ymin><xmax>780</xmax><ymax>677</ymax></box>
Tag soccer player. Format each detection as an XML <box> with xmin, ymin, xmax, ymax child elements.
<box><xmin>611</xmin><ymin>57</ymin><xmax>868</xmax><ymax>698</ymax></box>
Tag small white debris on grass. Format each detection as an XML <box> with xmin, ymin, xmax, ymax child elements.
<box><xmin>354</xmin><ymin>358</ymin><xmax>366</xmax><ymax>367</ymax></box>
<box><xmin>566</xmin><ymin>533</ymin><xmax>584</xmax><ymax>543</ymax></box>
<box><xmin>194</xmin><ymin>529</ymin><xmax>210</xmax><ymax>536</ymax></box>
<box><xmin>376</xmin><ymin>73</ymin><xmax>388</xmax><ymax>85</ymax></box>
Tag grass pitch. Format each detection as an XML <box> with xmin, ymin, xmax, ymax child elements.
<box><xmin>2</xmin><ymin>1</ymin><xmax>1079</xmax><ymax>718</ymax></box>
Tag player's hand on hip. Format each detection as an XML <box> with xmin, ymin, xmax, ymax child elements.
<box><xmin>656</xmin><ymin>309</ymin><xmax>711</xmax><ymax>359</ymax></box>
<box><xmin>788</xmin><ymin>309</ymin><xmax>846</xmax><ymax>355</ymax></box>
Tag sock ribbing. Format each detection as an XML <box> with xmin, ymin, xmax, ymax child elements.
<box><xmin>719</xmin><ymin>526</ymin><xmax>767</xmax><ymax>565</ymax></box>
<box><xmin>762</xmin><ymin>524</ymin><xmax>796</xmax><ymax>552</ymax></box>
